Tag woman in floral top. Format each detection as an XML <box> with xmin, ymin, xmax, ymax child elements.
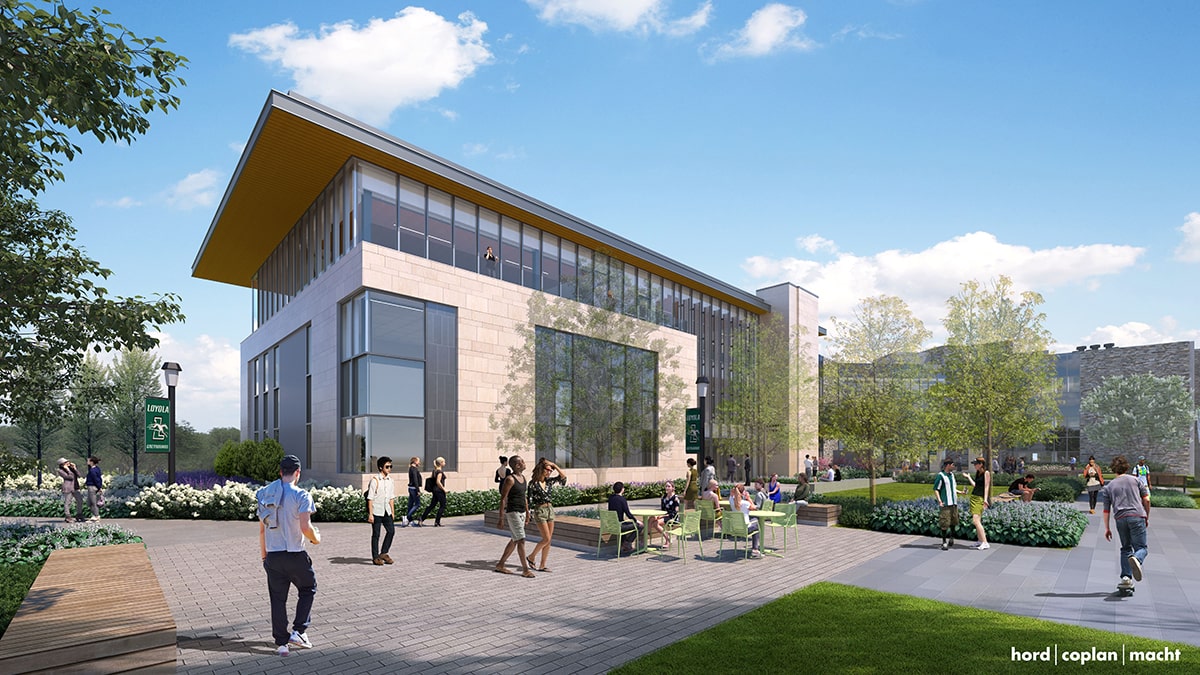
<box><xmin>526</xmin><ymin>458</ymin><xmax>565</xmax><ymax>572</ymax></box>
<box><xmin>649</xmin><ymin>481</ymin><xmax>681</xmax><ymax>547</ymax></box>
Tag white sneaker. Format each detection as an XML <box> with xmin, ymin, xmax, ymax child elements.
<box><xmin>400</xmin><ymin>518</ymin><xmax>409</xmax><ymax>526</ymax></box>
<box><xmin>289</xmin><ymin>631</ymin><xmax>313</xmax><ymax>649</ymax></box>
<box><xmin>749</xmin><ymin>550</ymin><xmax>763</xmax><ymax>559</ymax></box>
<box><xmin>276</xmin><ymin>644</ymin><xmax>290</xmax><ymax>656</ymax></box>
<box><xmin>975</xmin><ymin>542</ymin><xmax>990</xmax><ymax>550</ymax></box>
<box><xmin>1118</xmin><ymin>576</ymin><xmax>1134</xmax><ymax>589</ymax></box>
<box><xmin>1128</xmin><ymin>556</ymin><xmax>1143</xmax><ymax>581</ymax></box>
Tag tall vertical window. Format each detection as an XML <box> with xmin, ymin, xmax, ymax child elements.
<box><xmin>360</xmin><ymin>164</ymin><xmax>398</xmax><ymax>249</ymax></box>
<box><xmin>427</xmin><ymin>188</ymin><xmax>454</xmax><ymax>265</ymax></box>
<box><xmin>339</xmin><ymin>290</ymin><xmax>457</xmax><ymax>474</ymax></box>
<box><xmin>500</xmin><ymin>216</ymin><xmax>522</xmax><ymax>284</ymax></box>
<box><xmin>398</xmin><ymin>176</ymin><xmax>426</xmax><ymax>256</ymax></box>
<box><xmin>542</xmin><ymin>234</ymin><xmax>560</xmax><ymax>295</ymax></box>
<box><xmin>453</xmin><ymin>198</ymin><xmax>478</xmax><ymax>273</ymax></box>
<box><xmin>522</xmin><ymin>223</ymin><xmax>541</xmax><ymax>289</ymax></box>
<box><xmin>479</xmin><ymin>208</ymin><xmax>500</xmax><ymax>278</ymax></box>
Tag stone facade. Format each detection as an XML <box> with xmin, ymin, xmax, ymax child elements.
<box><xmin>1078</xmin><ymin>342</ymin><xmax>1197</xmax><ymax>475</ymax></box>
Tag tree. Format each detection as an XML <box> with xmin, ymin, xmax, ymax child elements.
<box><xmin>820</xmin><ymin>295</ymin><xmax>931</xmax><ymax>504</ymax></box>
<box><xmin>0</xmin><ymin>0</ymin><xmax>187</xmax><ymax>423</ymax></box>
<box><xmin>1081</xmin><ymin>374</ymin><xmax>1197</xmax><ymax>464</ymax></box>
<box><xmin>929</xmin><ymin>276</ymin><xmax>1060</xmax><ymax>468</ymax></box>
<box><xmin>716</xmin><ymin>314</ymin><xmax>816</xmax><ymax>478</ymax></box>
<box><xmin>11</xmin><ymin>358</ymin><xmax>65</xmax><ymax>487</ymax></box>
<box><xmin>1</xmin><ymin>0</ymin><xmax>187</xmax><ymax>195</ymax></box>
<box><xmin>104</xmin><ymin>348</ymin><xmax>162</xmax><ymax>482</ymax></box>
<box><xmin>64</xmin><ymin>353</ymin><xmax>112</xmax><ymax>459</ymax></box>
<box><xmin>490</xmin><ymin>292</ymin><xmax>689</xmax><ymax>486</ymax></box>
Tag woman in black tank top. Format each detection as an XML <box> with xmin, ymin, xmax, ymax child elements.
<box><xmin>494</xmin><ymin>456</ymin><xmax>535</xmax><ymax>578</ymax></box>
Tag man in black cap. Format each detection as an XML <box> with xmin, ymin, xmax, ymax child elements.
<box><xmin>256</xmin><ymin>454</ymin><xmax>321</xmax><ymax>656</ymax></box>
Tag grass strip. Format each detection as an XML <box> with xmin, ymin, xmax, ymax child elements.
<box><xmin>0</xmin><ymin>561</ymin><xmax>43</xmax><ymax>638</ymax></box>
<box><xmin>613</xmin><ymin>582</ymin><xmax>1198</xmax><ymax>674</ymax></box>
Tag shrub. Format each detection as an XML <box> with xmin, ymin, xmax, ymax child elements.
<box><xmin>124</xmin><ymin>482</ymin><xmax>258</xmax><ymax>520</ymax></box>
<box><xmin>892</xmin><ymin>471</ymin><xmax>936</xmax><ymax>484</ymax></box>
<box><xmin>810</xmin><ymin>493</ymin><xmax>882</xmax><ymax>529</ymax></box>
<box><xmin>0</xmin><ymin>521</ymin><xmax>145</xmax><ymax>565</ymax></box>
<box><xmin>870</xmin><ymin>497</ymin><xmax>1088</xmax><ymax>547</ymax></box>
<box><xmin>0</xmin><ymin>451</ymin><xmax>39</xmax><ymax>484</ymax></box>
<box><xmin>1031</xmin><ymin>476</ymin><xmax>1083</xmax><ymax>503</ymax></box>
<box><xmin>1149</xmin><ymin>489</ymin><xmax>1197</xmax><ymax>509</ymax></box>
<box><xmin>214</xmin><ymin>439</ymin><xmax>285</xmax><ymax>482</ymax></box>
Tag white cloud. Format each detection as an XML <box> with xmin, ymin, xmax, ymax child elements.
<box><xmin>831</xmin><ymin>24</ymin><xmax>902</xmax><ymax>42</ymax></box>
<box><xmin>463</xmin><ymin>142</ymin><xmax>489</xmax><ymax>156</ymax></box>
<box><xmin>440</xmin><ymin>109</ymin><xmax>459</xmax><ymax>121</ymax></box>
<box><xmin>165</xmin><ymin>169</ymin><xmax>221</xmax><ymax>210</ymax></box>
<box><xmin>229</xmin><ymin>141</ymin><xmax>246</xmax><ymax>155</ymax></box>
<box><xmin>1071</xmin><ymin>319</ymin><xmax>1200</xmax><ymax>351</ymax></box>
<box><xmin>148</xmin><ymin>332</ymin><xmax>241</xmax><ymax>432</ymax></box>
<box><xmin>95</xmin><ymin>196</ymin><xmax>142</xmax><ymax>208</ymax></box>
<box><xmin>709</xmin><ymin>3</ymin><xmax>815</xmax><ymax>61</ymax></box>
<box><xmin>229</xmin><ymin>9</ymin><xmax>492</xmax><ymax>126</ymax></box>
<box><xmin>744</xmin><ymin>231</ymin><xmax>1145</xmax><ymax>341</ymax></box>
<box><xmin>527</xmin><ymin>0</ymin><xmax>711</xmax><ymax>36</ymax></box>
<box><xmin>797</xmin><ymin>234</ymin><xmax>837</xmax><ymax>254</ymax></box>
<box><xmin>1173</xmin><ymin>211</ymin><xmax>1200</xmax><ymax>262</ymax></box>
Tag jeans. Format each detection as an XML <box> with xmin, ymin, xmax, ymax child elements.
<box><xmin>1088</xmin><ymin>490</ymin><xmax>1100</xmax><ymax>510</ymax></box>
<box><xmin>87</xmin><ymin>486</ymin><xmax>101</xmax><ymax>518</ymax></box>
<box><xmin>406</xmin><ymin>487</ymin><xmax>421</xmax><ymax>522</ymax></box>
<box><xmin>264</xmin><ymin>551</ymin><xmax>317</xmax><ymax>646</ymax></box>
<box><xmin>371</xmin><ymin>513</ymin><xmax>395</xmax><ymax>559</ymax></box>
<box><xmin>422</xmin><ymin>490</ymin><xmax>446</xmax><ymax>524</ymax></box>
<box><xmin>1116</xmin><ymin>516</ymin><xmax>1148</xmax><ymax>579</ymax></box>
<box><xmin>748</xmin><ymin>521</ymin><xmax>760</xmax><ymax>550</ymax></box>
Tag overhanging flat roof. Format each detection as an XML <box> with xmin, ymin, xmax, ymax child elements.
<box><xmin>193</xmin><ymin>90</ymin><xmax>770</xmax><ymax>313</ymax></box>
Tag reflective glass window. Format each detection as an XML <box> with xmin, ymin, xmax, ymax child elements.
<box><xmin>479</xmin><ymin>208</ymin><xmax>500</xmax><ymax>278</ymax></box>
<box><xmin>576</xmin><ymin>247</ymin><xmax>594</xmax><ymax>305</ymax></box>
<box><xmin>522</xmin><ymin>223</ymin><xmax>541</xmax><ymax>289</ymax></box>
<box><xmin>559</xmin><ymin>241</ymin><xmax>576</xmax><ymax>300</ymax></box>
<box><xmin>501</xmin><ymin>217</ymin><xmax>522</xmax><ymax>284</ymax></box>
<box><xmin>427</xmin><ymin>188</ymin><xmax>453</xmax><ymax>265</ymax></box>
<box><xmin>542</xmin><ymin>234</ymin><xmax>560</xmax><ymax>295</ymax></box>
<box><xmin>369</xmin><ymin>294</ymin><xmax>424</xmax><ymax>359</ymax></box>
<box><xmin>398</xmin><ymin>176</ymin><xmax>426</xmax><ymax>256</ymax></box>
<box><xmin>453</xmin><ymin>198</ymin><xmax>478</xmax><ymax>272</ymax></box>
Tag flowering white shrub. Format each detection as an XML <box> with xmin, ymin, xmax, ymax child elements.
<box><xmin>123</xmin><ymin>481</ymin><xmax>259</xmax><ymax>520</ymax></box>
<box><xmin>1</xmin><ymin>473</ymin><xmax>42</xmax><ymax>491</ymax></box>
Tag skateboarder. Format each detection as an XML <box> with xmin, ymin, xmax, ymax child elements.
<box><xmin>1102</xmin><ymin>455</ymin><xmax>1150</xmax><ymax>594</ymax></box>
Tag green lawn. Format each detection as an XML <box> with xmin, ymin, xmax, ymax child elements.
<box><xmin>0</xmin><ymin>562</ymin><xmax>42</xmax><ymax>637</ymax></box>
<box><xmin>613</xmin><ymin>582</ymin><xmax>1198</xmax><ymax>674</ymax></box>
<box><xmin>823</xmin><ymin>481</ymin><xmax>934</xmax><ymax>501</ymax></box>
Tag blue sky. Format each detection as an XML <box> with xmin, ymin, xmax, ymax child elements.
<box><xmin>38</xmin><ymin>1</ymin><xmax>1200</xmax><ymax>431</ymax></box>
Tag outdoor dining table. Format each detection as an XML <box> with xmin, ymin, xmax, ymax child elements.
<box><xmin>628</xmin><ymin>508</ymin><xmax>667</xmax><ymax>553</ymax></box>
<box><xmin>750</xmin><ymin>509</ymin><xmax>785</xmax><ymax>557</ymax></box>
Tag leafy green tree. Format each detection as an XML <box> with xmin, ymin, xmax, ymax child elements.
<box><xmin>63</xmin><ymin>353</ymin><xmax>112</xmax><ymax>459</ymax></box>
<box><xmin>1</xmin><ymin>0</ymin><xmax>187</xmax><ymax>195</ymax></box>
<box><xmin>716</xmin><ymin>313</ymin><xmax>816</xmax><ymax>478</ymax></box>
<box><xmin>1081</xmin><ymin>374</ymin><xmax>1197</xmax><ymax>463</ymax></box>
<box><xmin>929</xmin><ymin>276</ymin><xmax>1060</xmax><ymax>468</ymax></box>
<box><xmin>490</xmin><ymin>292</ymin><xmax>689</xmax><ymax>486</ymax></box>
<box><xmin>0</xmin><ymin>1</ymin><xmax>186</xmax><ymax>423</ymax></box>
<box><xmin>104</xmin><ymin>349</ymin><xmax>162</xmax><ymax>482</ymax></box>
<box><xmin>820</xmin><ymin>295</ymin><xmax>931</xmax><ymax>504</ymax></box>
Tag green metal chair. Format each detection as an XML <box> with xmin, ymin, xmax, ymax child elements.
<box><xmin>661</xmin><ymin>510</ymin><xmax>703</xmax><ymax>563</ymax></box>
<box><xmin>696</xmin><ymin>500</ymin><xmax>722</xmax><ymax>540</ymax></box>
<box><xmin>764</xmin><ymin>509</ymin><xmax>799</xmax><ymax>551</ymax></box>
<box><xmin>598</xmin><ymin>510</ymin><xmax>637</xmax><ymax>559</ymax></box>
<box><xmin>718</xmin><ymin>511</ymin><xmax>754</xmax><ymax>559</ymax></box>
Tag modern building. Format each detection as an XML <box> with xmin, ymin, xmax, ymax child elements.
<box><xmin>192</xmin><ymin>90</ymin><xmax>819</xmax><ymax>490</ymax></box>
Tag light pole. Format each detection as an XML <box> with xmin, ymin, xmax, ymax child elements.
<box><xmin>161</xmin><ymin>362</ymin><xmax>182</xmax><ymax>485</ymax></box>
<box><xmin>696</xmin><ymin>375</ymin><xmax>709</xmax><ymax>469</ymax></box>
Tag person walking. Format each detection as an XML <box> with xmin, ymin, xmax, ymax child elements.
<box><xmin>933</xmin><ymin>459</ymin><xmax>960</xmax><ymax>550</ymax></box>
<box><xmin>405</xmin><ymin>457</ymin><xmax>423</xmax><ymax>526</ymax></box>
<box><xmin>495</xmin><ymin>456</ymin><xmax>535</xmax><ymax>578</ymax></box>
<box><xmin>55</xmin><ymin>458</ymin><xmax>85</xmax><ymax>523</ymax></box>
<box><xmin>726</xmin><ymin>455</ymin><xmax>737</xmax><ymax>482</ymax></box>
<box><xmin>963</xmin><ymin>458</ymin><xmax>991</xmax><ymax>550</ymax></box>
<box><xmin>256</xmin><ymin>455</ymin><xmax>320</xmax><ymax>657</ymax></box>
<box><xmin>743</xmin><ymin>454</ymin><xmax>752</xmax><ymax>483</ymax></box>
<box><xmin>682</xmin><ymin>457</ymin><xmax>699</xmax><ymax>510</ymax></box>
<box><xmin>1082</xmin><ymin>456</ymin><xmax>1105</xmax><ymax>514</ymax></box>
<box><xmin>1102</xmin><ymin>455</ymin><xmax>1150</xmax><ymax>592</ymax></box>
<box><xmin>84</xmin><ymin>456</ymin><xmax>104</xmax><ymax>521</ymax></box>
<box><xmin>494</xmin><ymin>455</ymin><xmax>511</xmax><ymax>492</ymax></box>
<box><xmin>700</xmin><ymin>456</ymin><xmax>717</xmax><ymax>495</ymax></box>
<box><xmin>804</xmin><ymin>455</ymin><xmax>814</xmax><ymax>480</ymax></box>
<box><xmin>366</xmin><ymin>456</ymin><xmax>396</xmax><ymax>565</ymax></box>
<box><xmin>420</xmin><ymin>457</ymin><xmax>447</xmax><ymax>526</ymax></box>
<box><xmin>1134</xmin><ymin>456</ymin><xmax>1151</xmax><ymax>489</ymax></box>
<box><xmin>527</xmin><ymin>458</ymin><xmax>564</xmax><ymax>572</ymax></box>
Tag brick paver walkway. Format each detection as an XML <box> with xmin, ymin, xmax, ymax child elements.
<box><xmin>118</xmin><ymin>514</ymin><xmax>918</xmax><ymax>674</ymax></box>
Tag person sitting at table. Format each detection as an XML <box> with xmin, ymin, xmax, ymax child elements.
<box><xmin>752</xmin><ymin>478</ymin><xmax>769</xmax><ymax>509</ymax></box>
<box><xmin>730</xmin><ymin>482</ymin><xmax>762</xmax><ymax>559</ymax></box>
<box><xmin>700</xmin><ymin>479</ymin><xmax>722</xmax><ymax>513</ymax></box>
<box><xmin>607</xmin><ymin>481</ymin><xmax>642</xmax><ymax>554</ymax></box>
<box><xmin>648</xmin><ymin>480</ymin><xmax>681</xmax><ymax>547</ymax></box>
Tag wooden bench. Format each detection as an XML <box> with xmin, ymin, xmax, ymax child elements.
<box><xmin>796</xmin><ymin>503</ymin><xmax>841</xmax><ymax>526</ymax></box>
<box><xmin>1149</xmin><ymin>473</ymin><xmax>1189</xmax><ymax>492</ymax></box>
<box><xmin>0</xmin><ymin>543</ymin><xmax>176</xmax><ymax>674</ymax></box>
<box><xmin>483</xmin><ymin>510</ymin><xmax>609</xmax><ymax>549</ymax></box>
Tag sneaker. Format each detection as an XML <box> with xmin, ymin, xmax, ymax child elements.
<box><xmin>276</xmin><ymin>644</ymin><xmax>290</xmax><ymax>656</ymax></box>
<box><xmin>400</xmin><ymin>518</ymin><xmax>409</xmax><ymax>526</ymax></box>
<box><xmin>975</xmin><ymin>542</ymin><xmax>990</xmax><ymax>550</ymax></box>
<box><xmin>289</xmin><ymin>631</ymin><xmax>312</xmax><ymax>649</ymax></box>
<box><xmin>1118</xmin><ymin>576</ymin><xmax>1134</xmax><ymax>589</ymax></box>
<box><xmin>940</xmin><ymin>543</ymin><xmax>948</xmax><ymax>551</ymax></box>
<box><xmin>749</xmin><ymin>550</ymin><xmax>762</xmax><ymax>559</ymax></box>
<box><xmin>1128</xmin><ymin>556</ymin><xmax>1143</xmax><ymax>582</ymax></box>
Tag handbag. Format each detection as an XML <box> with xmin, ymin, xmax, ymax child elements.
<box><xmin>424</xmin><ymin>474</ymin><xmax>436</xmax><ymax>492</ymax></box>
<box><xmin>96</xmin><ymin>490</ymin><xmax>106</xmax><ymax>508</ymax></box>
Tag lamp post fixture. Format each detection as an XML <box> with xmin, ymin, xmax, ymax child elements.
<box><xmin>161</xmin><ymin>362</ymin><xmax>182</xmax><ymax>485</ymax></box>
<box><xmin>696</xmin><ymin>375</ymin><xmax>709</xmax><ymax>468</ymax></box>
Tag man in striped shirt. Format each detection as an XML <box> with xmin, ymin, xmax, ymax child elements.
<box><xmin>934</xmin><ymin>459</ymin><xmax>960</xmax><ymax>551</ymax></box>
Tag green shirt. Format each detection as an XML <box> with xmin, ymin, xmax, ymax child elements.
<box><xmin>934</xmin><ymin>471</ymin><xmax>958</xmax><ymax>506</ymax></box>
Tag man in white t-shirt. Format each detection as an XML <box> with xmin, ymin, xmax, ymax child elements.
<box><xmin>366</xmin><ymin>456</ymin><xmax>396</xmax><ymax>566</ymax></box>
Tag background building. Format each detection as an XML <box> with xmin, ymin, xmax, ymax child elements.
<box><xmin>192</xmin><ymin>91</ymin><xmax>819</xmax><ymax>490</ymax></box>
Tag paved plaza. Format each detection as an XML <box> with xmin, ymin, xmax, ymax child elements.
<box><xmin>10</xmin><ymin>482</ymin><xmax>1199</xmax><ymax>673</ymax></box>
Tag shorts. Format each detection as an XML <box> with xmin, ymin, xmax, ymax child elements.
<box><xmin>969</xmin><ymin>495</ymin><xmax>986</xmax><ymax>516</ymax></box>
<box><xmin>533</xmin><ymin>503</ymin><xmax>554</xmax><ymax>523</ymax></box>
<box><xmin>938</xmin><ymin>505</ymin><xmax>960</xmax><ymax>531</ymax></box>
<box><xmin>505</xmin><ymin>511</ymin><xmax>527</xmax><ymax>541</ymax></box>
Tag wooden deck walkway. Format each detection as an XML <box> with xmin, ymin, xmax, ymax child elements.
<box><xmin>0</xmin><ymin>543</ymin><xmax>176</xmax><ymax>674</ymax></box>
